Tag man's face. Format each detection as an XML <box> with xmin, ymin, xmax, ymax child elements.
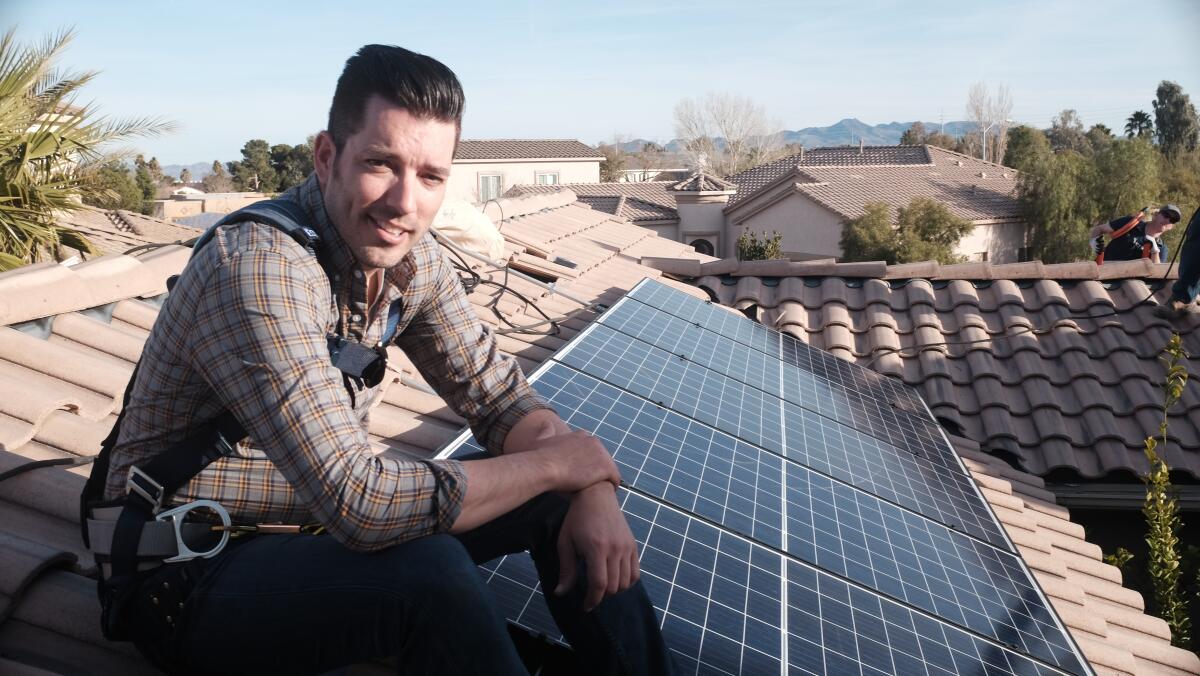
<box><xmin>1147</xmin><ymin>211</ymin><xmax>1176</xmax><ymax>237</ymax></box>
<box><xmin>314</xmin><ymin>95</ymin><xmax>457</xmax><ymax>272</ymax></box>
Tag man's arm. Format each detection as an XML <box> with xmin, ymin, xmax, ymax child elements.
<box><xmin>1089</xmin><ymin>222</ymin><xmax>1114</xmax><ymax>238</ymax></box>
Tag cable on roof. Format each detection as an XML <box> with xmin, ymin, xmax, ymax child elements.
<box><xmin>862</xmin><ymin>208</ymin><xmax>1198</xmax><ymax>368</ymax></box>
<box><xmin>0</xmin><ymin>455</ymin><xmax>95</xmax><ymax>485</ymax></box>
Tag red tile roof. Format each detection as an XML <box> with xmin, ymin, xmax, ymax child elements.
<box><xmin>2</xmin><ymin>196</ymin><xmax>1196</xmax><ymax>674</ymax></box>
<box><xmin>454</xmin><ymin>139</ymin><xmax>604</xmax><ymax>160</ymax></box>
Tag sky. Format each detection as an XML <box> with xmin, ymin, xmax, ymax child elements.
<box><xmin>5</xmin><ymin>0</ymin><xmax>1199</xmax><ymax>166</ymax></box>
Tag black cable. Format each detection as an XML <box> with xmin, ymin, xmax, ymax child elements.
<box><xmin>863</xmin><ymin>209</ymin><xmax>1197</xmax><ymax>367</ymax></box>
<box><xmin>0</xmin><ymin>455</ymin><xmax>94</xmax><ymax>484</ymax></box>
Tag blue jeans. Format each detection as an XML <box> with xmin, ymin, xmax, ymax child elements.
<box><xmin>1170</xmin><ymin>210</ymin><xmax>1200</xmax><ymax>304</ymax></box>
<box><xmin>124</xmin><ymin>493</ymin><xmax>673</xmax><ymax>675</ymax></box>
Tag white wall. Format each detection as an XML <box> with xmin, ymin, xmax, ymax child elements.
<box><xmin>448</xmin><ymin>159</ymin><xmax>601</xmax><ymax>203</ymax></box>
<box><xmin>954</xmin><ymin>222</ymin><xmax>1026</xmax><ymax>263</ymax></box>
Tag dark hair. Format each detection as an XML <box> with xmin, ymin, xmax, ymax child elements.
<box><xmin>327</xmin><ymin>44</ymin><xmax>464</xmax><ymax>150</ymax></box>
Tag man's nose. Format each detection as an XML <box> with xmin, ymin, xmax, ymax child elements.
<box><xmin>385</xmin><ymin>172</ymin><xmax>418</xmax><ymax>215</ymax></box>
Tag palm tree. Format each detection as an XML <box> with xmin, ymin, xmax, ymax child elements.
<box><xmin>0</xmin><ymin>28</ymin><xmax>173</xmax><ymax>271</ymax></box>
<box><xmin>1124</xmin><ymin>110</ymin><xmax>1154</xmax><ymax>139</ymax></box>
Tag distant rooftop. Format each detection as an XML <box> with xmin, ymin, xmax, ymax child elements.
<box><xmin>455</xmin><ymin>139</ymin><xmax>604</xmax><ymax>161</ymax></box>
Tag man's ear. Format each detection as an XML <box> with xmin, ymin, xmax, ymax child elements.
<box><xmin>313</xmin><ymin>131</ymin><xmax>337</xmax><ymax>187</ymax></box>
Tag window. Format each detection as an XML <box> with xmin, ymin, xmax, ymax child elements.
<box><xmin>536</xmin><ymin>172</ymin><xmax>559</xmax><ymax>185</ymax></box>
<box><xmin>690</xmin><ymin>238</ymin><xmax>715</xmax><ymax>256</ymax></box>
<box><xmin>478</xmin><ymin>174</ymin><xmax>502</xmax><ymax>202</ymax></box>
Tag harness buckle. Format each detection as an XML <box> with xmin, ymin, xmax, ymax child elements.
<box><xmin>126</xmin><ymin>465</ymin><xmax>166</xmax><ymax>511</ymax></box>
<box><xmin>157</xmin><ymin>499</ymin><xmax>232</xmax><ymax>563</ymax></box>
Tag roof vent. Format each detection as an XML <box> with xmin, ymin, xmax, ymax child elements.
<box><xmin>859</xmin><ymin>138</ymin><xmax>864</xmax><ymax>154</ymax></box>
<box><xmin>955</xmin><ymin>160</ymin><xmax>964</xmax><ymax>167</ymax></box>
<box><xmin>978</xmin><ymin>171</ymin><xmax>987</xmax><ymax>178</ymax></box>
<box><xmin>798</xmin><ymin>146</ymin><xmax>804</xmax><ymax>163</ymax></box>
<box><xmin>1002</xmin><ymin>172</ymin><xmax>1011</xmax><ymax>178</ymax></box>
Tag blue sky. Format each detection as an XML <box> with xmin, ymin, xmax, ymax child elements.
<box><xmin>7</xmin><ymin>0</ymin><xmax>1199</xmax><ymax>165</ymax></box>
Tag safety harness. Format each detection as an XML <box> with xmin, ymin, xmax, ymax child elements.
<box><xmin>80</xmin><ymin>199</ymin><xmax>400</xmax><ymax>640</ymax></box>
<box><xmin>1095</xmin><ymin>212</ymin><xmax>1157</xmax><ymax>264</ymax></box>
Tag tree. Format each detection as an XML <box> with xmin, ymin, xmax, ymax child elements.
<box><xmin>1153</xmin><ymin>80</ymin><xmax>1200</xmax><ymax>159</ymax></box>
<box><xmin>1048</xmin><ymin>109</ymin><xmax>1089</xmax><ymax>154</ymax></box>
<box><xmin>965</xmin><ymin>82</ymin><xmax>1013</xmax><ymax>163</ymax></box>
<box><xmin>1089</xmin><ymin>137</ymin><xmax>1161</xmax><ymax>218</ymax></box>
<box><xmin>82</xmin><ymin>160</ymin><xmax>143</xmax><ymax>211</ymax></box>
<box><xmin>924</xmin><ymin>131</ymin><xmax>959</xmax><ymax>152</ymax></box>
<box><xmin>1003</xmin><ymin>125</ymin><xmax>1051</xmax><ymax>173</ymax></box>
<box><xmin>840</xmin><ymin>198</ymin><xmax>972</xmax><ymax>264</ymax></box>
<box><xmin>597</xmin><ymin>140</ymin><xmax>626</xmax><ymax>182</ymax></box>
<box><xmin>270</xmin><ymin>137</ymin><xmax>314</xmax><ymax>192</ymax></box>
<box><xmin>735</xmin><ymin>229</ymin><xmax>783</xmax><ymax>261</ymax></box>
<box><xmin>229</xmin><ymin>139</ymin><xmax>277</xmax><ymax>191</ymax></box>
<box><xmin>1126</xmin><ymin>110</ymin><xmax>1154</xmax><ymax>139</ymax></box>
<box><xmin>900</xmin><ymin>122</ymin><xmax>928</xmax><ymax>145</ymax></box>
<box><xmin>202</xmin><ymin>159</ymin><xmax>233</xmax><ymax>193</ymax></box>
<box><xmin>673</xmin><ymin>93</ymin><xmax>783</xmax><ymax>176</ymax></box>
<box><xmin>133</xmin><ymin>154</ymin><xmax>156</xmax><ymax>203</ymax></box>
<box><xmin>1017</xmin><ymin>149</ymin><xmax>1095</xmax><ymax>263</ymax></box>
<box><xmin>179</xmin><ymin>167</ymin><xmax>192</xmax><ymax>184</ymax></box>
<box><xmin>1086</xmin><ymin>123</ymin><xmax>1115</xmax><ymax>153</ymax></box>
<box><xmin>0</xmin><ymin>28</ymin><xmax>172</xmax><ymax>269</ymax></box>
<box><xmin>632</xmin><ymin>141</ymin><xmax>667</xmax><ymax>179</ymax></box>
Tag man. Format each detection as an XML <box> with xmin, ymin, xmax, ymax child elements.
<box><xmin>97</xmin><ymin>45</ymin><xmax>673</xmax><ymax>674</ymax></box>
<box><xmin>1153</xmin><ymin>205</ymin><xmax>1200</xmax><ymax>320</ymax></box>
<box><xmin>1089</xmin><ymin>204</ymin><xmax>1182</xmax><ymax>264</ymax></box>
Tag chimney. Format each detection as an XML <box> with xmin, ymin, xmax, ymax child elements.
<box><xmin>798</xmin><ymin>146</ymin><xmax>804</xmax><ymax>163</ymax></box>
<box><xmin>859</xmin><ymin>138</ymin><xmax>864</xmax><ymax>154</ymax></box>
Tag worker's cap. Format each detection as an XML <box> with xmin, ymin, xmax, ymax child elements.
<box><xmin>1159</xmin><ymin>204</ymin><xmax>1182</xmax><ymax>223</ymax></box>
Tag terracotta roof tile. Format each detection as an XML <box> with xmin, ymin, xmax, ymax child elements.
<box><xmin>454</xmin><ymin>139</ymin><xmax>603</xmax><ymax>160</ymax></box>
<box><xmin>667</xmin><ymin>172</ymin><xmax>736</xmax><ymax>192</ymax></box>
<box><xmin>2</xmin><ymin>192</ymin><xmax>1195</xmax><ymax>674</ymax></box>
<box><xmin>506</xmin><ymin>183</ymin><xmax>679</xmax><ymax>223</ymax></box>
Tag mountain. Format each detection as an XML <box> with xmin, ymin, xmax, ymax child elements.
<box><xmin>609</xmin><ymin>119</ymin><xmax>982</xmax><ymax>155</ymax></box>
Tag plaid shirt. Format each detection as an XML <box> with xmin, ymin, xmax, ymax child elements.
<box><xmin>105</xmin><ymin>175</ymin><xmax>550</xmax><ymax>551</ymax></box>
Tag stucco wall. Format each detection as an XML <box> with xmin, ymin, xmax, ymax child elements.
<box><xmin>448</xmin><ymin>159</ymin><xmax>601</xmax><ymax>203</ymax></box>
<box><xmin>954</xmin><ymin>222</ymin><xmax>1026</xmax><ymax>263</ymax></box>
<box><xmin>735</xmin><ymin>195</ymin><xmax>845</xmax><ymax>259</ymax></box>
<box><xmin>152</xmin><ymin>194</ymin><xmax>269</xmax><ymax>221</ymax></box>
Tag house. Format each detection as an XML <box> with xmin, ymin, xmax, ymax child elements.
<box><xmin>513</xmin><ymin>144</ymin><xmax>1027</xmax><ymax>263</ymax></box>
<box><xmin>151</xmin><ymin>191</ymin><xmax>269</xmax><ymax>223</ymax></box>
<box><xmin>449</xmin><ymin>139</ymin><xmax>603</xmax><ymax>204</ymax></box>
<box><xmin>1</xmin><ymin>191</ymin><xmax>1197</xmax><ymax>673</ymax></box>
<box><xmin>723</xmin><ymin>144</ymin><xmax>1025</xmax><ymax>263</ymax></box>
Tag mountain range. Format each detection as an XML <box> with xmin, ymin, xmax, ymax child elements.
<box><xmin>619</xmin><ymin>118</ymin><xmax>979</xmax><ymax>153</ymax></box>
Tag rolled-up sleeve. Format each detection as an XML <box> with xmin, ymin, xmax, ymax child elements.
<box><xmin>185</xmin><ymin>236</ymin><xmax>466</xmax><ymax>550</ymax></box>
<box><xmin>395</xmin><ymin>250</ymin><xmax>552</xmax><ymax>454</ymax></box>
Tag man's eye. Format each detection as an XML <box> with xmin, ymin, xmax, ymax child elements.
<box><xmin>423</xmin><ymin>174</ymin><xmax>446</xmax><ymax>185</ymax></box>
<box><xmin>365</xmin><ymin>159</ymin><xmax>387</xmax><ymax>168</ymax></box>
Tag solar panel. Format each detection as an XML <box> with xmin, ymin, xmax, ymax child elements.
<box><xmin>563</xmin><ymin>321</ymin><xmax>1004</xmax><ymax>546</ymax></box>
<box><xmin>435</xmin><ymin>278</ymin><xmax>1091</xmax><ymax>675</ymax></box>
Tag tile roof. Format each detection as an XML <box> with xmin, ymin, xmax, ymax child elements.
<box><xmin>723</xmin><ymin>145</ymin><xmax>1021</xmax><ymax>223</ymax></box>
<box><xmin>1</xmin><ymin>194</ymin><xmax>1196</xmax><ymax>674</ymax></box>
<box><xmin>454</xmin><ymin>139</ymin><xmax>604</xmax><ymax>160</ymax></box>
<box><xmin>53</xmin><ymin>207</ymin><xmax>199</xmax><ymax>257</ymax></box>
<box><xmin>668</xmin><ymin>172</ymin><xmax>736</xmax><ymax>192</ymax></box>
<box><xmin>506</xmin><ymin>184</ymin><xmax>679</xmax><ymax>223</ymax></box>
<box><xmin>679</xmin><ymin>257</ymin><xmax>1200</xmax><ymax>482</ymax></box>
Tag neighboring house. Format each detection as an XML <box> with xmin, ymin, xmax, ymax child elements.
<box><xmin>723</xmin><ymin>144</ymin><xmax>1024</xmax><ymax>262</ymax></box>
<box><xmin>514</xmin><ymin>145</ymin><xmax>1027</xmax><ymax>263</ymax></box>
<box><xmin>450</xmin><ymin>139</ymin><xmax>603</xmax><ymax>204</ymax></box>
<box><xmin>618</xmin><ymin>168</ymin><xmax>688</xmax><ymax>183</ymax></box>
<box><xmin>0</xmin><ymin>190</ymin><xmax>1197</xmax><ymax>673</ymax></box>
<box><xmin>151</xmin><ymin>191</ymin><xmax>269</xmax><ymax>222</ymax></box>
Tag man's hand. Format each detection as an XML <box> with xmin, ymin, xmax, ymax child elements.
<box><xmin>555</xmin><ymin>482</ymin><xmax>640</xmax><ymax>612</ymax></box>
<box><xmin>537</xmin><ymin>430</ymin><xmax>621</xmax><ymax>493</ymax></box>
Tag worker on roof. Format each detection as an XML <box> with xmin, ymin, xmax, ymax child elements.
<box><xmin>1089</xmin><ymin>204</ymin><xmax>1182</xmax><ymax>264</ymax></box>
<box><xmin>1153</xmin><ymin>205</ymin><xmax>1200</xmax><ymax>320</ymax></box>
<box><xmin>86</xmin><ymin>44</ymin><xmax>672</xmax><ymax>675</ymax></box>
